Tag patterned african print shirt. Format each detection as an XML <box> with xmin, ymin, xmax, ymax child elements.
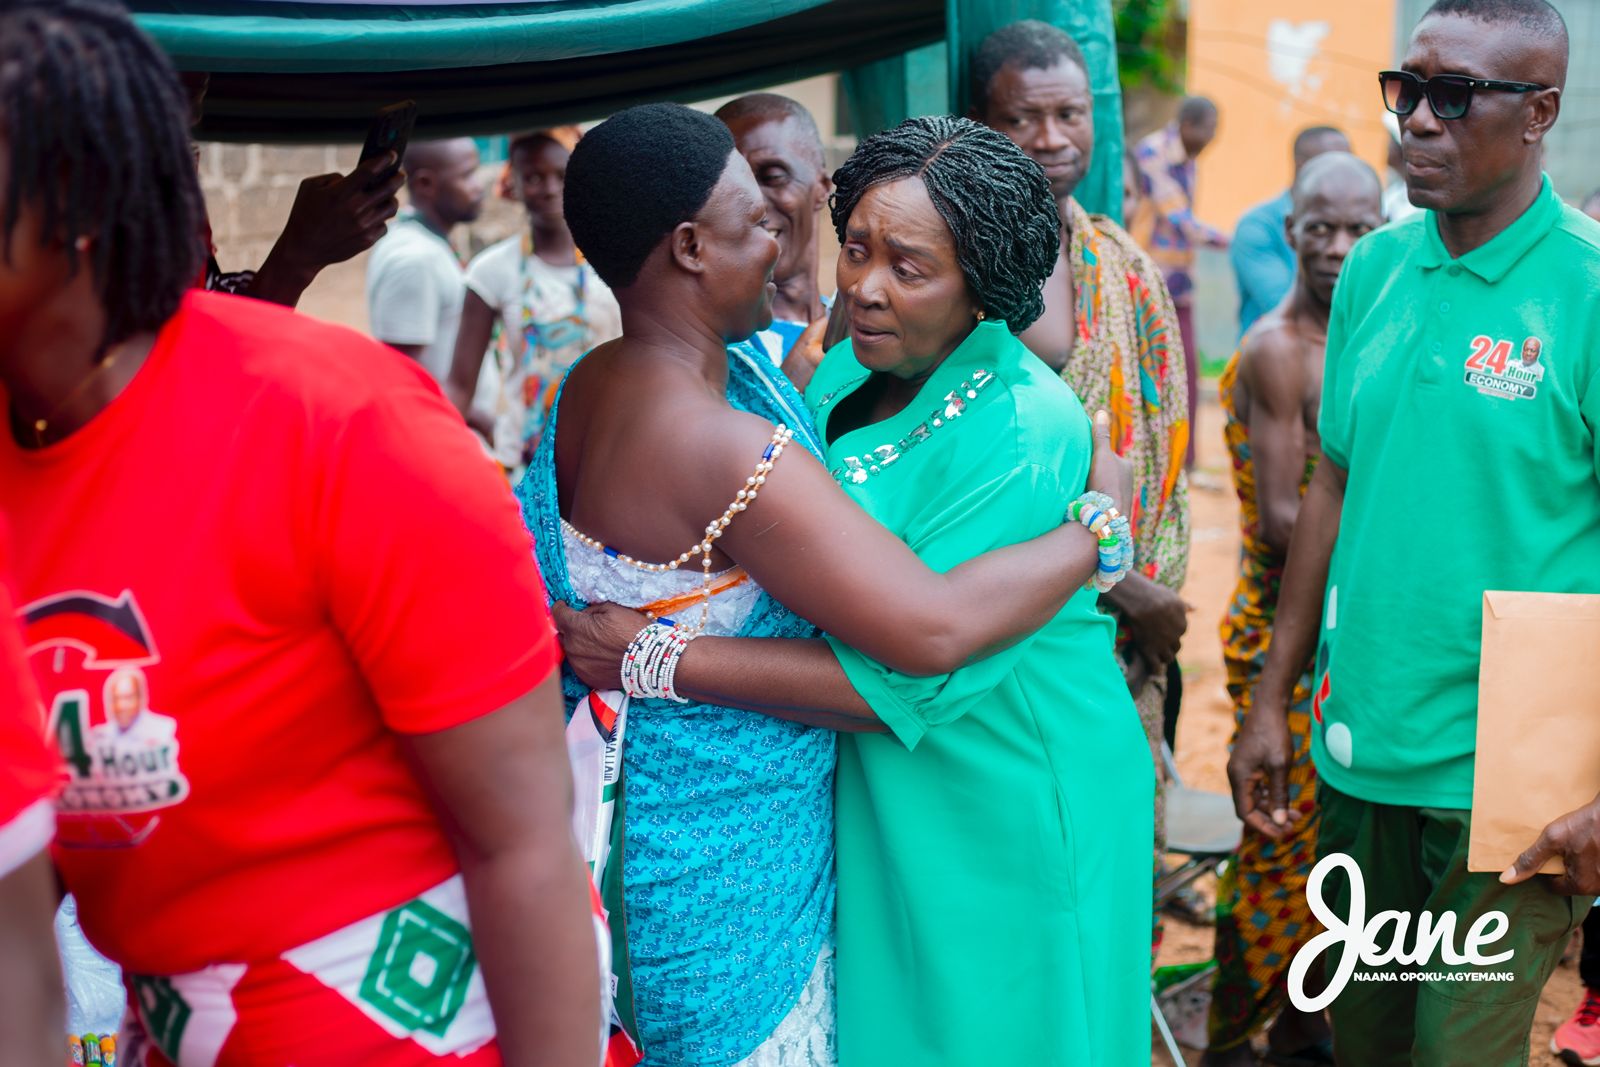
<box><xmin>1132</xmin><ymin>124</ymin><xmax>1227</xmax><ymax>306</ymax></box>
<box><xmin>1061</xmin><ymin>197</ymin><xmax>1191</xmax><ymax>594</ymax></box>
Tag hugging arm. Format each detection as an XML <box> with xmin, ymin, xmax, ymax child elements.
<box><xmin>708</xmin><ymin>410</ymin><xmax>1125</xmax><ymax>677</ymax></box>
<box><xmin>559</xmin><ymin>432</ymin><xmax>1122</xmax><ymax>732</ymax></box>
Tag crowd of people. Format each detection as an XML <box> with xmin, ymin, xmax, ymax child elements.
<box><xmin>3</xmin><ymin>0</ymin><xmax>1600</xmax><ymax>1065</ymax></box>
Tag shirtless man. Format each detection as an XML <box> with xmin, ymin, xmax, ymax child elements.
<box><xmin>1207</xmin><ymin>151</ymin><xmax>1383</xmax><ymax>1066</ymax></box>
<box><xmin>1226</xmin><ymin>153</ymin><xmax>1384</xmax><ymax>560</ymax></box>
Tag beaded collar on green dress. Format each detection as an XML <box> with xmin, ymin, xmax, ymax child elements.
<box><xmin>815</xmin><ymin>321</ymin><xmax>1016</xmax><ymax>485</ymax></box>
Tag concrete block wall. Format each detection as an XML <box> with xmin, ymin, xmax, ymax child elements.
<box><xmin>199</xmin><ymin>77</ymin><xmax>844</xmax><ymax>332</ymax></box>
<box><xmin>197</xmin><ymin>143</ymin><xmax>355</xmax><ymax>273</ymax></box>
<box><xmin>198</xmin><ymin>142</ymin><xmax>524</xmax><ymax>332</ymax></box>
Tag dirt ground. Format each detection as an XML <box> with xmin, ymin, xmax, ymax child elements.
<box><xmin>1152</xmin><ymin>387</ymin><xmax>1583</xmax><ymax>1065</ymax></box>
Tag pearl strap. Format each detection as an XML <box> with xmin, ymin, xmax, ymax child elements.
<box><xmin>565</xmin><ymin>424</ymin><xmax>794</xmax><ymax>634</ymax></box>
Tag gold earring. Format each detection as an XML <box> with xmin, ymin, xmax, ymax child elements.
<box><xmin>975</xmin><ymin>310</ymin><xmax>986</xmax><ymax>322</ymax></box>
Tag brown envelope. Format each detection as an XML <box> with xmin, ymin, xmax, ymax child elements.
<box><xmin>1469</xmin><ymin>591</ymin><xmax>1600</xmax><ymax>874</ymax></box>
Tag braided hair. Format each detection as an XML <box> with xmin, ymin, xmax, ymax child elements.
<box><xmin>0</xmin><ymin>0</ymin><xmax>204</xmax><ymax>349</ymax></box>
<box><xmin>830</xmin><ymin>116</ymin><xmax>1057</xmax><ymax>333</ymax></box>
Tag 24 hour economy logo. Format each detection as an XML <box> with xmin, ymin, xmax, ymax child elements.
<box><xmin>1463</xmin><ymin>334</ymin><xmax>1545</xmax><ymax>401</ymax></box>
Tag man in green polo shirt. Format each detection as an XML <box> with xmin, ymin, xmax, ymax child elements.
<box><xmin>1228</xmin><ymin>0</ymin><xmax>1600</xmax><ymax>1063</ymax></box>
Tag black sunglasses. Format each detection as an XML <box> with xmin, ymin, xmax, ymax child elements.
<box><xmin>1379</xmin><ymin>70</ymin><xmax>1549</xmax><ymax>121</ymax></box>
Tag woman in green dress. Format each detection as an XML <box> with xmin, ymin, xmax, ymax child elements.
<box><xmin>558</xmin><ymin>116</ymin><xmax>1155</xmax><ymax>1066</ymax></box>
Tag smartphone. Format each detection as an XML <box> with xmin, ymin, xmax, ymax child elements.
<box><xmin>358</xmin><ymin>100</ymin><xmax>417</xmax><ymax>187</ymax></box>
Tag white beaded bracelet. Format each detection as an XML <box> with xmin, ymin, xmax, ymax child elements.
<box><xmin>621</xmin><ymin>622</ymin><xmax>699</xmax><ymax>703</ymax></box>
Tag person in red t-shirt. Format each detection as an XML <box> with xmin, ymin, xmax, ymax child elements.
<box><xmin>0</xmin><ymin>4</ymin><xmax>603</xmax><ymax>1065</ymax></box>
<box><xmin>0</xmin><ymin>517</ymin><xmax>65</xmax><ymax>1067</ymax></box>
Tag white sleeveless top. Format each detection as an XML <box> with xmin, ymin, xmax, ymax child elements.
<box><xmin>558</xmin><ymin>525</ymin><xmax>761</xmax><ymax>636</ymax></box>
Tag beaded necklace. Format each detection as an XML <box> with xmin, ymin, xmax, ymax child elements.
<box><xmin>810</xmin><ymin>373</ymin><xmax>869</xmax><ymax>413</ymax></box>
<box><xmin>518</xmin><ymin>230</ymin><xmax>590</xmax><ymax>356</ymax></box>
<box><xmin>819</xmin><ymin>369</ymin><xmax>997</xmax><ymax>485</ymax></box>
<box><xmin>561</xmin><ymin>424</ymin><xmax>794</xmax><ymax>633</ymax></box>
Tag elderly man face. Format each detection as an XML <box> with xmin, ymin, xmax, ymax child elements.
<box><xmin>1522</xmin><ymin>336</ymin><xmax>1542</xmax><ymax>365</ymax></box>
<box><xmin>106</xmin><ymin>668</ymin><xmax>148</xmax><ymax>731</ymax></box>
<box><xmin>721</xmin><ymin>111</ymin><xmax>830</xmax><ymax>289</ymax></box>
<box><xmin>1287</xmin><ymin>154</ymin><xmax>1384</xmax><ymax>308</ymax></box>
<box><xmin>978</xmin><ymin>56</ymin><xmax>1095</xmax><ymax>202</ymax></box>
<box><xmin>1395</xmin><ymin>12</ymin><xmax>1563</xmax><ymax>215</ymax></box>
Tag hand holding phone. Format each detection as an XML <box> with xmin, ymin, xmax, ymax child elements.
<box><xmin>358</xmin><ymin>100</ymin><xmax>417</xmax><ymax>189</ymax></box>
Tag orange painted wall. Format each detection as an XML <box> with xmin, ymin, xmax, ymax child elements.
<box><xmin>1188</xmin><ymin>0</ymin><xmax>1396</xmax><ymax>231</ymax></box>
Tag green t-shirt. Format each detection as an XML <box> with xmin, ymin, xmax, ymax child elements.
<box><xmin>1315</xmin><ymin>176</ymin><xmax>1600</xmax><ymax>807</ymax></box>
<box><xmin>804</xmin><ymin>321</ymin><xmax>1155</xmax><ymax>1065</ymax></box>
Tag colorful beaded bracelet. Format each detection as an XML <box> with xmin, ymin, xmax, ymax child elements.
<box><xmin>1069</xmin><ymin>491</ymin><xmax>1134</xmax><ymax>593</ymax></box>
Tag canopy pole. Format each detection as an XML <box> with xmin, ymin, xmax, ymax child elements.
<box><xmin>840</xmin><ymin>0</ymin><xmax>1124</xmax><ymax>224</ymax></box>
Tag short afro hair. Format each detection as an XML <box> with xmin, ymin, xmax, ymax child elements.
<box><xmin>971</xmin><ymin>20</ymin><xmax>1088</xmax><ymax>114</ymax></box>
<box><xmin>1422</xmin><ymin>0</ymin><xmax>1568</xmax><ymax>87</ymax></box>
<box><xmin>1291</xmin><ymin>151</ymin><xmax>1381</xmax><ymax>211</ymax></box>
<box><xmin>563</xmin><ymin>103</ymin><xmax>735</xmax><ymax>289</ymax></box>
<box><xmin>830</xmin><ymin>116</ymin><xmax>1057</xmax><ymax>333</ymax></box>
<box><xmin>1178</xmin><ymin>96</ymin><xmax>1218</xmax><ymax>125</ymax></box>
<box><xmin>1293</xmin><ymin>125</ymin><xmax>1347</xmax><ymax>157</ymax></box>
<box><xmin>1425</xmin><ymin>0</ymin><xmax>1566</xmax><ymax>37</ymax></box>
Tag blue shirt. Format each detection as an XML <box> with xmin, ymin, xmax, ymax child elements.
<box><xmin>1231</xmin><ymin>190</ymin><xmax>1294</xmax><ymax>339</ymax></box>
<box><xmin>748</xmin><ymin>295</ymin><xmax>834</xmax><ymax>367</ymax></box>
<box><xmin>749</xmin><ymin>319</ymin><xmax>810</xmax><ymax>367</ymax></box>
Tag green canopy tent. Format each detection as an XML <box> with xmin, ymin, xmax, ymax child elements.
<box><xmin>133</xmin><ymin>0</ymin><xmax>1122</xmax><ymax>215</ymax></box>
<box><xmin>134</xmin><ymin>1</ymin><xmax>943</xmax><ymax>141</ymax></box>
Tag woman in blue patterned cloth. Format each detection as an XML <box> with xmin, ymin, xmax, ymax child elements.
<box><xmin>518</xmin><ymin>103</ymin><xmax>1132</xmax><ymax>1066</ymax></box>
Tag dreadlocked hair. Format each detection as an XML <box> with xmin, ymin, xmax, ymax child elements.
<box><xmin>830</xmin><ymin>116</ymin><xmax>1057</xmax><ymax>333</ymax></box>
<box><xmin>1</xmin><ymin>0</ymin><xmax>204</xmax><ymax>349</ymax></box>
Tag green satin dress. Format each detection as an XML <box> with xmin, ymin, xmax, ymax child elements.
<box><xmin>805</xmin><ymin>320</ymin><xmax>1155</xmax><ymax>1066</ymax></box>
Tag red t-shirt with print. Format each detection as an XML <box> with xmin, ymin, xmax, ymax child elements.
<box><xmin>0</xmin><ymin>291</ymin><xmax>560</xmax><ymax>973</ymax></box>
<box><xmin>0</xmin><ymin>518</ymin><xmax>57</xmax><ymax>879</ymax></box>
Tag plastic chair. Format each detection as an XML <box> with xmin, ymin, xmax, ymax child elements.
<box><xmin>1152</xmin><ymin>739</ymin><xmax>1243</xmax><ymax>1066</ymax></box>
